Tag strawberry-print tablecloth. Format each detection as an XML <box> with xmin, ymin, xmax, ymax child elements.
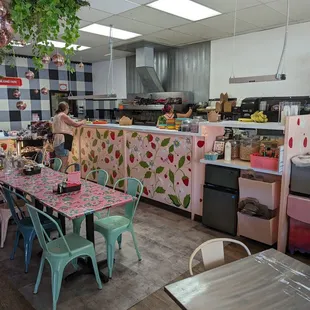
<box><xmin>0</xmin><ymin>168</ymin><xmax>133</xmax><ymax>220</ymax></box>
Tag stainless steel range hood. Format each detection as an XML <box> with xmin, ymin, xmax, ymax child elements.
<box><xmin>135</xmin><ymin>47</ymin><xmax>164</xmax><ymax>93</ymax></box>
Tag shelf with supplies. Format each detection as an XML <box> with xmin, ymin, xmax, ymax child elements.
<box><xmin>200</xmin><ymin>158</ymin><xmax>283</xmax><ymax>176</ymax></box>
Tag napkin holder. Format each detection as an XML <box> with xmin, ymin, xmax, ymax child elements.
<box><xmin>23</xmin><ymin>166</ymin><xmax>41</xmax><ymax>176</ymax></box>
<box><xmin>56</xmin><ymin>182</ymin><xmax>81</xmax><ymax>194</ymax></box>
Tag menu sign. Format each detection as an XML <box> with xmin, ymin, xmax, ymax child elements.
<box><xmin>0</xmin><ymin>77</ymin><xmax>23</xmax><ymax>87</ymax></box>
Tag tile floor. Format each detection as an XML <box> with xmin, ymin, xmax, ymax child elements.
<box><xmin>2</xmin><ymin>202</ymin><xmax>309</xmax><ymax>310</ymax></box>
<box><xmin>0</xmin><ymin>202</ymin><xmax>227</xmax><ymax>310</ymax></box>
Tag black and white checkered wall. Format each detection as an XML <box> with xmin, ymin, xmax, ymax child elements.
<box><xmin>0</xmin><ymin>56</ymin><xmax>93</xmax><ymax>131</ymax></box>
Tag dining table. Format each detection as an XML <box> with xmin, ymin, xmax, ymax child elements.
<box><xmin>165</xmin><ymin>248</ymin><xmax>310</xmax><ymax>310</ymax></box>
<box><xmin>0</xmin><ymin>167</ymin><xmax>134</xmax><ymax>283</ymax></box>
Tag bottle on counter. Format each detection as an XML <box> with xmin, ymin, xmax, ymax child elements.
<box><xmin>224</xmin><ymin>141</ymin><xmax>232</xmax><ymax>162</ymax></box>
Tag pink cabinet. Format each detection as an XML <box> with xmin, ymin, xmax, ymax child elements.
<box><xmin>287</xmin><ymin>194</ymin><xmax>310</xmax><ymax>254</ymax></box>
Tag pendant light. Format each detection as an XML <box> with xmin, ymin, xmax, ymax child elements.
<box><xmin>229</xmin><ymin>0</ymin><xmax>290</xmax><ymax>84</ymax></box>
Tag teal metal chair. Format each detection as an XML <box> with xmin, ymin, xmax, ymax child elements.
<box><xmin>72</xmin><ymin>169</ymin><xmax>109</xmax><ymax>236</ymax></box>
<box><xmin>94</xmin><ymin>177</ymin><xmax>143</xmax><ymax>278</ymax></box>
<box><xmin>64</xmin><ymin>163</ymin><xmax>80</xmax><ymax>174</ymax></box>
<box><xmin>48</xmin><ymin>158</ymin><xmax>62</xmax><ymax>171</ymax></box>
<box><xmin>26</xmin><ymin>204</ymin><xmax>102</xmax><ymax>310</ymax></box>
<box><xmin>1</xmin><ymin>187</ymin><xmax>59</xmax><ymax>273</ymax></box>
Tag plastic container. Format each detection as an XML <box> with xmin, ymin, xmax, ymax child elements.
<box><xmin>250</xmin><ymin>154</ymin><xmax>279</xmax><ymax>171</ymax></box>
<box><xmin>240</xmin><ymin>137</ymin><xmax>260</xmax><ymax>161</ymax></box>
<box><xmin>224</xmin><ymin>141</ymin><xmax>231</xmax><ymax>161</ymax></box>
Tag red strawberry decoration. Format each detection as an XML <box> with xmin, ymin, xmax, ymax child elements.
<box><xmin>289</xmin><ymin>137</ymin><xmax>293</xmax><ymax>148</ymax></box>
<box><xmin>87</xmin><ymin>131</ymin><xmax>91</xmax><ymax>138</ymax></box>
<box><xmin>105</xmin><ymin>158</ymin><xmax>110</xmax><ymax>164</ymax></box>
<box><xmin>182</xmin><ymin>176</ymin><xmax>189</xmax><ymax>186</ymax></box>
<box><xmin>146</xmin><ymin>151</ymin><xmax>153</xmax><ymax>159</ymax></box>
<box><xmin>113</xmin><ymin>171</ymin><xmax>117</xmax><ymax>178</ymax></box>
<box><xmin>143</xmin><ymin>187</ymin><xmax>148</xmax><ymax>196</ymax></box>
<box><xmin>197</xmin><ymin>140</ymin><xmax>205</xmax><ymax>148</ymax></box>
<box><xmin>297</xmin><ymin>118</ymin><xmax>300</xmax><ymax>126</ymax></box>
<box><xmin>187</xmin><ymin>155</ymin><xmax>191</xmax><ymax>161</ymax></box>
<box><xmin>83</xmin><ymin>164</ymin><xmax>87</xmax><ymax>173</ymax></box>
<box><xmin>129</xmin><ymin>154</ymin><xmax>135</xmax><ymax>163</ymax></box>
<box><xmin>115</xmin><ymin>150</ymin><xmax>121</xmax><ymax>159</ymax></box>
<box><xmin>1</xmin><ymin>144</ymin><xmax>7</xmax><ymax>151</ymax></box>
<box><xmin>151</xmin><ymin>143</ymin><xmax>156</xmax><ymax>149</ymax></box>
<box><xmin>304</xmin><ymin>137</ymin><xmax>308</xmax><ymax>148</ymax></box>
<box><xmin>147</xmin><ymin>134</ymin><xmax>153</xmax><ymax>142</ymax></box>
<box><xmin>168</xmin><ymin>154</ymin><xmax>174</xmax><ymax>163</ymax></box>
<box><xmin>102</xmin><ymin>142</ymin><xmax>106</xmax><ymax>149</ymax></box>
<box><xmin>110</xmin><ymin>132</ymin><xmax>115</xmax><ymax>140</ymax></box>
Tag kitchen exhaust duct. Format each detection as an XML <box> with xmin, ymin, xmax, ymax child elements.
<box><xmin>135</xmin><ymin>47</ymin><xmax>164</xmax><ymax>93</ymax></box>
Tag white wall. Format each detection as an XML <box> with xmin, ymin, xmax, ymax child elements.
<box><xmin>210</xmin><ymin>22</ymin><xmax>310</xmax><ymax>99</ymax></box>
<box><xmin>92</xmin><ymin>58</ymin><xmax>127</xmax><ymax>99</ymax></box>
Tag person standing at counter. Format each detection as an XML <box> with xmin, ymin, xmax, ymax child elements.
<box><xmin>158</xmin><ymin>104</ymin><xmax>193</xmax><ymax>125</ymax></box>
<box><xmin>52</xmin><ymin>102</ymin><xmax>85</xmax><ymax>172</ymax></box>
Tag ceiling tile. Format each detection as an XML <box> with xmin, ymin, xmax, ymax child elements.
<box><xmin>150</xmin><ymin>29</ymin><xmax>203</xmax><ymax>45</ymax></box>
<box><xmin>77</xmin><ymin>7</ymin><xmax>112</xmax><ymax>22</ymax></box>
<box><xmin>120</xmin><ymin>6</ymin><xmax>191</xmax><ymax>28</ymax></box>
<box><xmin>72</xmin><ymin>46</ymin><xmax>133</xmax><ymax>62</ymax></box>
<box><xmin>76</xmin><ymin>31</ymin><xmax>121</xmax><ymax>48</ymax></box>
<box><xmin>97</xmin><ymin>15</ymin><xmax>163</xmax><ymax>35</ymax></box>
<box><xmin>172</xmin><ymin>23</ymin><xmax>229</xmax><ymax>39</ymax></box>
<box><xmin>237</xmin><ymin>4</ymin><xmax>288</xmax><ymax>28</ymax></box>
<box><xmin>193</xmin><ymin>0</ymin><xmax>261</xmax><ymax>14</ymax></box>
<box><xmin>89</xmin><ymin>0</ymin><xmax>140</xmax><ymax>14</ymax></box>
<box><xmin>199</xmin><ymin>13</ymin><xmax>258</xmax><ymax>35</ymax></box>
<box><xmin>266</xmin><ymin>0</ymin><xmax>310</xmax><ymax>22</ymax></box>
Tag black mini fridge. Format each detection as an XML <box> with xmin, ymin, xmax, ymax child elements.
<box><xmin>203</xmin><ymin>165</ymin><xmax>240</xmax><ymax>235</ymax></box>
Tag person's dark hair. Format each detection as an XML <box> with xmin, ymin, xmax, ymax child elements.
<box><xmin>162</xmin><ymin>104</ymin><xmax>173</xmax><ymax>114</ymax></box>
<box><xmin>55</xmin><ymin>102</ymin><xmax>69</xmax><ymax>115</ymax></box>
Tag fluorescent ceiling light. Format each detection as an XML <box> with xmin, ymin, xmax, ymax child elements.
<box><xmin>39</xmin><ymin>40</ymin><xmax>90</xmax><ymax>51</ymax></box>
<box><xmin>80</xmin><ymin>24</ymin><xmax>141</xmax><ymax>40</ymax></box>
<box><xmin>147</xmin><ymin>0</ymin><xmax>221</xmax><ymax>21</ymax></box>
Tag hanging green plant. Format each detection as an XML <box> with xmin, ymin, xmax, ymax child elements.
<box><xmin>7</xmin><ymin>0</ymin><xmax>90</xmax><ymax>70</ymax></box>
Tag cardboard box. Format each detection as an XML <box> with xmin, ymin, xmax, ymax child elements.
<box><xmin>238</xmin><ymin>212</ymin><xmax>278</xmax><ymax>245</ymax></box>
<box><xmin>239</xmin><ymin>177</ymin><xmax>281</xmax><ymax>210</ymax></box>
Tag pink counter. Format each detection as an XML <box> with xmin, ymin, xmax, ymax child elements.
<box><xmin>70</xmin><ymin>124</ymin><xmax>223</xmax><ymax>218</ymax></box>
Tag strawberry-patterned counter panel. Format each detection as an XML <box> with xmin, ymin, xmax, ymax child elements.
<box><xmin>79</xmin><ymin>127</ymin><xmax>125</xmax><ymax>188</ymax></box>
<box><xmin>72</xmin><ymin>126</ymin><xmax>207</xmax><ymax>214</ymax></box>
<box><xmin>127</xmin><ymin>132</ymin><xmax>196</xmax><ymax>211</ymax></box>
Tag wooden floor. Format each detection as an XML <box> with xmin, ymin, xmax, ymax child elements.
<box><xmin>130</xmin><ymin>241</ymin><xmax>310</xmax><ymax>310</ymax></box>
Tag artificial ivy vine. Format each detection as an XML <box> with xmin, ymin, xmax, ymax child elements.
<box><xmin>4</xmin><ymin>0</ymin><xmax>89</xmax><ymax>70</ymax></box>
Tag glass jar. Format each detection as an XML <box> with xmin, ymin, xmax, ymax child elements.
<box><xmin>240</xmin><ymin>137</ymin><xmax>260</xmax><ymax>161</ymax></box>
<box><xmin>190</xmin><ymin>119</ymin><xmax>200</xmax><ymax>133</ymax></box>
<box><xmin>230</xmin><ymin>140</ymin><xmax>240</xmax><ymax>159</ymax></box>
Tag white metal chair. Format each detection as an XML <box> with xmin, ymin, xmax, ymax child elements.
<box><xmin>189</xmin><ymin>238</ymin><xmax>251</xmax><ymax>276</ymax></box>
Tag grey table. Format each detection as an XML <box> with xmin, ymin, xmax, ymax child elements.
<box><xmin>165</xmin><ymin>249</ymin><xmax>310</xmax><ymax>310</ymax></box>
